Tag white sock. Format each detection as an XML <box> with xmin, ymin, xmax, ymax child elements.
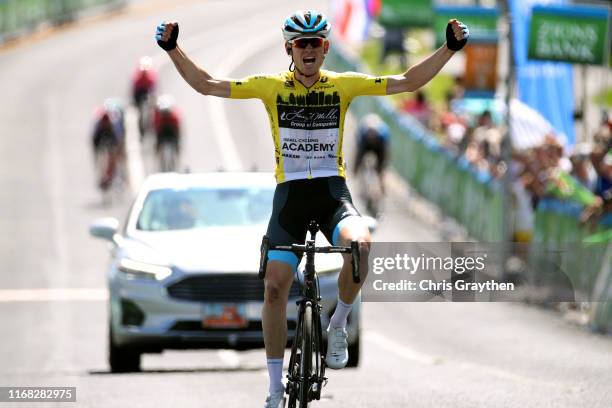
<box><xmin>267</xmin><ymin>358</ymin><xmax>284</xmax><ymax>394</ymax></box>
<box><xmin>328</xmin><ymin>298</ymin><xmax>353</xmax><ymax>329</ymax></box>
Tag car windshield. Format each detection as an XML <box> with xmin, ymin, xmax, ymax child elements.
<box><xmin>136</xmin><ymin>187</ymin><xmax>274</xmax><ymax>231</ymax></box>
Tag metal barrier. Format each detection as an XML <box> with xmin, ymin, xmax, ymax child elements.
<box><xmin>327</xmin><ymin>44</ymin><xmax>504</xmax><ymax>242</ymax></box>
<box><xmin>327</xmin><ymin>42</ymin><xmax>612</xmax><ymax>332</ymax></box>
<box><xmin>0</xmin><ymin>0</ymin><xmax>125</xmax><ymax>42</ymax></box>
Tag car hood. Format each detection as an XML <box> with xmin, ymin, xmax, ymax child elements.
<box><xmin>123</xmin><ymin>226</ymin><xmax>266</xmax><ymax>273</ymax></box>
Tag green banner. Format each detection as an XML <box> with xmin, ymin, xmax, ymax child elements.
<box><xmin>433</xmin><ymin>6</ymin><xmax>499</xmax><ymax>47</ymax></box>
<box><xmin>528</xmin><ymin>5</ymin><xmax>610</xmax><ymax>66</ymax></box>
<box><xmin>377</xmin><ymin>0</ymin><xmax>433</xmax><ymax>28</ymax></box>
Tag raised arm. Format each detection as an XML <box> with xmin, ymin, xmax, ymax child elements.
<box><xmin>156</xmin><ymin>21</ymin><xmax>230</xmax><ymax>98</ymax></box>
<box><xmin>386</xmin><ymin>19</ymin><xmax>469</xmax><ymax>95</ymax></box>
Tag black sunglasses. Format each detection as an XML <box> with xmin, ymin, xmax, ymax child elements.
<box><xmin>290</xmin><ymin>37</ymin><xmax>325</xmax><ymax>49</ymax></box>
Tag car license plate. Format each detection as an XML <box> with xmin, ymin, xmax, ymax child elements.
<box><xmin>201</xmin><ymin>303</ymin><xmax>248</xmax><ymax>329</ymax></box>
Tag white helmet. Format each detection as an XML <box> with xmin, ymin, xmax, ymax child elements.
<box><xmin>282</xmin><ymin>10</ymin><xmax>331</xmax><ymax>42</ymax></box>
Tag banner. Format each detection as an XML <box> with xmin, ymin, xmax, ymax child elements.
<box><xmin>464</xmin><ymin>43</ymin><xmax>498</xmax><ymax>97</ymax></box>
<box><xmin>509</xmin><ymin>0</ymin><xmax>575</xmax><ymax>146</ymax></box>
<box><xmin>377</xmin><ymin>0</ymin><xmax>432</xmax><ymax>28</ymax></box>
<box><xmin>528</xmin><ymin>5</ymin><xmax>611</xmax><ymax>66</ymax></box>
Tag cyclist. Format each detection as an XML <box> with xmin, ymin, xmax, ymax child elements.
<box><xmin>156</xmin><ymin>11</ymin><xmax>468</xmax><ymax>407</ymax></box>
<box><xmin>91</xmin><ymin>99</ymin><xmax>125</xmax><ymax>189</ymax></box>
<box><xmin>131</xmin><ymin>56</ymin><xmax>158</xmax><ymax>108</ymax></box>
<box><xmin>353</xmin><ymin>113</ymin><xmax>390</xmax><ymax>194</ymax></box>
<box><xmin>153</xmin><ymin>94</ymin><xmax>182</xmax><ymax>170</ymax></box>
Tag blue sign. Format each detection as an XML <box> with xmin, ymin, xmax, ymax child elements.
<box><xmin>509</xmin><ymin>0</ymin><xmax>576</xmax><ymax>146</ymax></box>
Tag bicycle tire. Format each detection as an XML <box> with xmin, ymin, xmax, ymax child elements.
<box><xmin>159</xmin><ymin>142</ymin><xmax>176</xmax><ymax>172</ymax></box>
<box><xmin>299</xmin><ymin>303</ymin><xmax>313</xmax><ymax>407</ymax></box>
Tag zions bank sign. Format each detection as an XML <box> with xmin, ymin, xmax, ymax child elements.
<box><xmin>528</xmin><ymin>4</ymin><xmax>610</xmax><ymax>66</ymax></box>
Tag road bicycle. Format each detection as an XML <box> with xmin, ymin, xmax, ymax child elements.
<box><xmin>156</xmin><ymin>128</ymin><xmax>179</xmax><ymax>172</ymax></box>
<box><xmin>94</xmin><ymin>131</ymin><xmax>126</xmax><ymax>204</ymax></box>
<box><xmin>259</xmin><ymin>221</ymin><xmax>360</xmax><ymax>407</ymax></box>
<box><xmin>357</xmin><ymin>152</ymin><xmax>384</xmax><ymax>218</ymax></box>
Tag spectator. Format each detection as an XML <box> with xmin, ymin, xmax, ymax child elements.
<box><xmin>569</xmin><ymin>144</ymin><xmax>596</xmax><ymax>191</ymax></box>
<box><xmin>400</xmin><ymin>90</ymin><xmax>433</xmax><ymax>127</ymax></box>
<box><xmin>380</xmin><ymin>27</ymin><xmax>407</xmax><ymax>68</ymax></box>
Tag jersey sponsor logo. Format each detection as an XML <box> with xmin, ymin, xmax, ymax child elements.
<box><xmin>281</xmin><ymin>141</ymin><xmax>335</xmax><ymax>153</ymax></box>
<box><xmin>277</xmin><ymin>91</ymin><xmax>340</xmax><ymax>107</ymax></box>
<box><xmin>277</xmin><ymin>106</ymin><xmax>340</xmax><ymax>130</ymax></box>
<box><xmin>284</xmin><ymin>79</ymin><xmax>295</xmax><ymax>89</ymax></box>
<box><xmin>375</xmin><ymin>78</ymin><xmax>383</xmax><ymax>84</ymax></box>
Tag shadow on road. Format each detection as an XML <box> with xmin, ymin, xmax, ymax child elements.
<box><xmin>88</xmin><ymin>365</ymin><xmax>265</xmax><ymax>375</ymax></box>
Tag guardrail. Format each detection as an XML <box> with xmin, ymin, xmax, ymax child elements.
<box><xmin>327</xmin><ymin>42</ymin><xmax>612</xmax><ymax>333</ymax></box>
<box><xmin>327</xmin><ymin>43</ymin><xmax>504</xmax><ymax>242</ymax></box>
<box><xmin>0</xmin><ymin>0</ymin><xmax>125</xmax><ymax>43</ymax></box>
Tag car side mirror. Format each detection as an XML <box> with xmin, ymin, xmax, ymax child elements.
<box><xmin>89</xmin><ymin>217</ymin><xmax>120</xmax><ymax>242</ymax></box>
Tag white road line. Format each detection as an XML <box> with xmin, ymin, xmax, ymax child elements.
<box><xmin>151</xmin><ymin>16</ymin><xmax>280</xmax><ymax>172</ymax></box>
<box><xmin>217</xmin><ymin>349</ymin><xmax>240</xmax><ymax>368</ymax></box>
<box><xmin>124</xmin><ymin>106</ymin><xmax>145</xmax><ymax>192</ymax></box>
<box><xmin>0</xmin><ymin>288</ymin><xmax>108</xmax><ymax>302</ymax></box>
<box><xmin>364</xmin><ymin>331</ymin><xmax>441</xmax><ymax>365</ymax></box>
<box><xmin>365</xmin><ymin>330</ymin><xmax>574</xmax><ymax>390</ymax></box>
<box><xmin>203</xmin><ymin>30</ymin><xmax>278</xmax><ymax>171</ymax></box>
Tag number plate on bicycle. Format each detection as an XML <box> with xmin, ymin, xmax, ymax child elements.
<box><xmin>201</xmin><ymin>303</ymin><xmax>248</xmax><ymax>329</ymax></box>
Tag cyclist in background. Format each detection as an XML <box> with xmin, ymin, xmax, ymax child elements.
<box><xmin>153</xmin><ymin>94</ymin><xmax>182</xmax><ymax>171</ymax></box>
<box><xmin>91</xmin><ymin>99</ymin><xmax>126</xmax><ymax>190</ymax></box>
<box><xmin>156</xmin><ymin>11</ymin><xmax>468</xmax><ymax>408</ymax></box>
<box><xmin>131</xmin><ymin>56</ymin><xmax>158</xmax><ymax>108</ymax></box>
<box><xmin>132</xmin><ymin>56</ymin><xmax>158</xmax><ymax>137</ymax></box>
<box><xmin>353</xmin><ymin>113</ymin><xmax>390</xmax><ymax>195</ymax></box>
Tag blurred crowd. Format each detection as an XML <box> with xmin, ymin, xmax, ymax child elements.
<box><xmin>395</xmin><ymin>78</ymin><xmax>612</xmax><ymax>241</ymax></box>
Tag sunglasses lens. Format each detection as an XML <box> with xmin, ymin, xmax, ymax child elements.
<box><xmin>293</xmin><ymin>37</ymin><xmax>323</xmax><ymax>48</ymax></box>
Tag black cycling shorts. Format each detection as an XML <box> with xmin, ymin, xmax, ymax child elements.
<box><xmin>266</xmin><ymin>176</ymin><xmax>361</xmax><ymax>269</ymax></box>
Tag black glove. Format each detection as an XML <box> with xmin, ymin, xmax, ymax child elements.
<box><xmin>446</xmin><ymin>20</ymin><xmax>469</xmax><ymax>52</ymax></box>
<box><xmin>156</xmin><ymin>21</ymin><xmax>179</xmax><ymax>51</ymax></box>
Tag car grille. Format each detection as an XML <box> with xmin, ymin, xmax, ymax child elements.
<box><xmin>166</xmin><ymin>273</ymin><xmax>300</xmax><ymax>302</ymax></box>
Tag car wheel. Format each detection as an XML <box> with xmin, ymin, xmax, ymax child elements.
<box><xmin>108</xmin><ymin>325</ymin><xmax>141</xmax><ymax>373</ymax></box>
<box><xmin>346</xmin><ymin>334</ymin><xmax>360</xmax><ymax>368</ymax></box>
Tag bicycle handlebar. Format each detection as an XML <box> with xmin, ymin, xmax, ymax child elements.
<box><xmin>259</xmin><ymin>235</ymin><xmax>361</xmax><ymax>284</ymax></box>
<box><xmin>270</xmin><ymin>244</ymin><xmax>353</xmax><ymax>254</ymax></box>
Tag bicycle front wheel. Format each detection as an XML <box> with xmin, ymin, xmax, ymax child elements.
<box><xmin>299</xmin><ymin>303</ymin><xmax>313</xmax><ymax>407</ymax></box>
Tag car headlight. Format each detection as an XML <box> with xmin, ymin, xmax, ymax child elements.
<box><xmin>118</xmin><ymin>258</ymin><xmax>172</xmax><ymax>281</ymax></box>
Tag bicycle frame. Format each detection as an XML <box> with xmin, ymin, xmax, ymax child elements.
<box><xmin>259</xmin><ymin>221</ymin><xmax>360</xmax><ymax>407</ymax></box>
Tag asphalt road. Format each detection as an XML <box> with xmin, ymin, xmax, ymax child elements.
<box><xmin>0</xmin><ymin>1</ymin><xmax>610</xmax><ymax>407</ymax></box>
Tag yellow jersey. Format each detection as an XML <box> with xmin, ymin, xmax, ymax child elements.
<box><xmin>230</xmin><ymin>70</ymin><xmax>387</xmax><ymax>183</ymax></box>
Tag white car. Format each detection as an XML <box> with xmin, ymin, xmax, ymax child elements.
<box><xmin>89</xmin><ymin>172</ymin><xmax>362</xmax><ymax>372</ymax></box>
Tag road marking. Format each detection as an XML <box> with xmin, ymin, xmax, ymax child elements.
<box><xmin>364</xmin><ymin>331</ymin><xmax>441</xmax><ymax>365</ymax></box>
<box><xmin>201</xmin><ymin>30</ymin><xmax>281</xmax><ymax>171</ymax></box>
<box><xmin>152</xmin><ymin>17</ymin><xmax>280</xmax><ymax>173</ymax></box>
<box><xmin>217</xmin><ymin>350</ymin><xmax>240</xmax><ymax>368</ymax></box>
<box><xmin>0</xmin><ymin>288</ymin><xmax>108</xmax><ymax>303</ymax></box>
<box><xmin>365</xmin><ymin>330</ymin><xmax>574</xmax><ymax>390</ymax></box>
